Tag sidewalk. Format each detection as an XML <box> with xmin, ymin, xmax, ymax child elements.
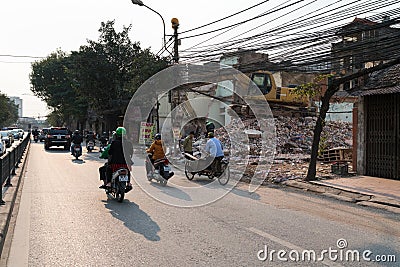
<box><xmin>311</xmin><ymin>175</ymin><xmax>400</xmax><ymax>200</ymax></box>
<box><xmin>282</xmin><ymin>175</ymin><xmax>400</xmax><ymax>214</ymax></box>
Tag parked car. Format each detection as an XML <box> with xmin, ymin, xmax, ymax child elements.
<box><xmin>0</xmin><ymin>131</ymin><xmax>11</xmax><ymax>148</ymax></box>
<box><xmin>9</xmin><ymin>129</ymin><xmax>20</xmax><ymax>140</ymax></box>
<box><xmin>16</xmin><ymin>128</ymin><xmax>24</xmax><ymax>139</ymax></box>
<box><xmin>7</xmin><ymin>131</ymin><xmax>14</xmax><ymax>144</ymax></box>
<box><xmin>44</xmin><ymin>127</ymin><xmax>71</xmax><ymax>150</ymax></box>
<box><xmin>39</xmin><ymin>128</ymin><xmax>50</xmax><ymax>142</ymax></box>
<box><xmin>0</xmin><ymin>139</ymin><xmax>6</xmax><ymax>156</ymax></box>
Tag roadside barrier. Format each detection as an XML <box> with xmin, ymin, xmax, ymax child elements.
<box><xmin>0</xmin><ymin>133</ymin><xmax>30</xmax><ymax>205</ymax></box>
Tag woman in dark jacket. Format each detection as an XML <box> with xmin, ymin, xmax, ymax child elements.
<box><xmin>104</xmin><ymin>127</ymin><xmax>133</xmax><ymax>188</ymax></box>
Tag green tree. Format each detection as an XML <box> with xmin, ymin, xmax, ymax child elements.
<box><xmin>30</xmin><ymin>20</ymin><xmax>168</xmax><ymax>130</ymax></box>
<box><xmin>30</xmin><ymin>50</ymin><xmax>88</xmax><ymax>127</ymax></box>
<box><xmin>0</xmin><ymin>92</ymin><xmax>18</xmax><ymax>127</ymax></box>
<box><xmin>71</xmin><ymin>20</ymin><xmax>168</xmax><ymax>128</ymax></box>
<box><xmin>72</xmin><ymin>21</ymin><xmax>140</xmax><ymax>114</ymax></box>
<box><xmin>46</xmin><ymin>110</ymin><xmax>64</xmax><ymax>127</ymax></box>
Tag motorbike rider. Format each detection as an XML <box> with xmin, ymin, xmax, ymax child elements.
<box><xmin>146</xmin><ymin>133</ymin><xmax>165</xmax><ymax>177</ymax></box>
<box><xmin>85</xmin><ymin>130</ymin><xmax>96</xmax><ymax>143</ymax></box>
<box><xmin>182</xmin><ymin>131</ymin><xmax>195</xmax><ymax>160</ymax></box>
<box><xmin>32</xmin><ymin>128</ymin><xmax>39</xmax><ymax>141</ymax></box>
<box><xmin>99</xmin><ymin>132</ymin><xmax>108</xmax><ymax>147</ymax></box>
<box><xmin>32</xmin><ymin>128</ymin><xmax>39</xmax><ymax>137</ymax></box>
<box><xmin>70</xmin><ymin>130</ymin><xmax>83</xmax><ymax>155</ymax></box>
<box><xmin>206</xmin><ymin>120</ymin><xmax>215</xmax><ymax>135</ymax></box>
<box><xmin>104</xmin><ymin>127</ymin><xmax>133</xmax><ymax>190</ymax></box>
<box><xmin>205</xmin><ymin>131</ymin><xmax>224</xmax><ymax>173</ymax></box>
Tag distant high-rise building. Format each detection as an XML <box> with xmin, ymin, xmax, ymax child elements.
<box><xmin>9</xmin><ymin>96</ymin><xmax>23</xmax><ymax>118</ymax></box>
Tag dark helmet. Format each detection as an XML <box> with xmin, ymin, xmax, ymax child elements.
<box><xmin>74</xmin><ymin>130</ymin><xmax>80</xmax><ymax>134</ymax></box>
<box><xmin>154</xmin><ymin>133</ymin><xmax>161</xmax><ymax>140</ymax></box>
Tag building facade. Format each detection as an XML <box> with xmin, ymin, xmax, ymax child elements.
<box><xmin>9</xmin><ymin>96</ymin><xmax>23</xmax><ymax>118</ymax></box>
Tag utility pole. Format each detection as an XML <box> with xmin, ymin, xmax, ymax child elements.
<box><xmin>171</xmin><ymin>18</ymin><xmax>179</xmax><ymax>63</ymax></box>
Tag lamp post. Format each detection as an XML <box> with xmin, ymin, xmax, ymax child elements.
<box><xmin>131</xmin><ymin>0</ymin><xmax>167</xmax><ymax>55</ymax></box>
<box><xmin>131</xmin><ymin>0</ymin><xmax>166</xmax><ymax>133</ymax></box>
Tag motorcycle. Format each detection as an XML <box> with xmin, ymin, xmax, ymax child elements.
<box><xmin>105</xmin><ymin>168</ymin><xmax>130</xmax><ymax>202</ymax></box>
<box><xmin>33</xmin><ymin>135</ymin><xmax>39</xmax><ymax>143</ymax></box>
<box><xmin>72</xmin><ymin>144</ymin><xmax>82</xmax><ymax>160</ymax></box>
<box><xmin>184</xmin><ymin>154</ymin><xmax>230</xmax><ymax>185</ymax></box>
<box><xmin>145</xmin><ymin>154</ymin><xmax>174</xmax><ymax>186</ymax></box>
<box><xmin>87</xmin><ymin>140</ymin><xmax>95</xmax><ymax>152</ymax></box>
<box><xmin>99</xmin><ymin>138</ymin><xmax>108</xmax><ymax>152</ymax></box>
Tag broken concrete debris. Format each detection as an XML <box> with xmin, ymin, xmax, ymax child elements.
<box><xmin>214</xmin><ymin>116</ymin><xmax>353</xmax><ymax>182</ymax></box>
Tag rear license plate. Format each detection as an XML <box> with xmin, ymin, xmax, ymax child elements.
<box><xmin>75</xmin><ymin>147</ymin><xmax>80</xmax><ymax>151</ymax></box>
<box><xmin>119</xmin><ymin>175</ymin><xmax>129</xmax><ymax>182</ymax></box>
<box><xmin>163</xmin><ymin>166</ymin><xmax>171</xmax><ymax>171</ymax></box>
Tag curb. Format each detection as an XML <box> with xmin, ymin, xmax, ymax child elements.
<box><xmin>281</xmin><ymin>179</ymin><xmax>400</xmax><ymax>214</ymax></box>
<box><xmin>0</xmin><ymin>140</ymin><xmax>30</xmax><ymax>258</ymax></box>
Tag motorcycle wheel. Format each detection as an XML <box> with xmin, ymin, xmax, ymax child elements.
<box><xmin>160</xmin><ymin>179</ymin><xmax>167</xmax><ymax>187</ymax></box>
<box><xmin>184</xmin><ymin>163</ymin><xmax>195</xmax><ymax>180</ymax></box>
<box><xmin>116</xmin><ymin>188</ymin><xmax>125</xmax><ymax>202</ymax></box>
<box><xmin>218</xmin><ymin>165</ymin><xmax>230</xmax><ymax>185</ymax></box>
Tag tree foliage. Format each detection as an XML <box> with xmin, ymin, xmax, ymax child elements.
<box><xmin>71</xmin><ymin>21</ymin><xmax>140</xmax><ymax>112</ymax></box>
<box><xmin>30</xmin><ymin>50</ymin><xmax>88</xmax><ymax>127</ymax></box>
<box><xmin>0</xmin><ymin>92</ymin><xmax>18</xmax><ymax>127</ymax></box>
<box><xmin>293</xmin><ymin>74</ymin><xmax>334</xmax><ymax>99</ymax></box>
<box><xmin>29</xmin><ymin>20</ymin><xmax>168</xmax><ymax>127</ymax></box>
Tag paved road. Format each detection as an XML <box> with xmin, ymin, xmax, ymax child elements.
<box><xmin>4</xmin><ymin>142</ymin><xmax>400</xmax><ymax>266</ymax></box>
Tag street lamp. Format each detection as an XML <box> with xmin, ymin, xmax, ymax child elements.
<box><xmin>131</xmin><ymin>0</ymin><xmax>167</xmax><ymax>133</ymax></box>
<box><xmin>131</xmin><ymin>0</ymin><xmax>167</xmax><ymax>55</ymax></box>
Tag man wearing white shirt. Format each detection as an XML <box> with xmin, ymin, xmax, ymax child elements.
<box><xmin>205</xmin><ymin>132</ymin><xmax>224</xmax><ymax>172</ymax></box>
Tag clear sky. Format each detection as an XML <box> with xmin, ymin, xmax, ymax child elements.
<box><xmin>0</xmin><ymin>0</ymin><xmax>395</xmax><ymax>117</ymax></box>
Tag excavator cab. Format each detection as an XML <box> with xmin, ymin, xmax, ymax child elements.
<box><xmin>250</xmin><ymin>72</ymin><xmax>273</xmax><ymax>94</ymax></box>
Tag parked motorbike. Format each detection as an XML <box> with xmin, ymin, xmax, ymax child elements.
<box><xmin>105</xmin><ymin>168</ymin><xmax>129</xmax><ymax>202</ymax></box>
<box><xmin>87</xmin><ymin>140</ymin><xmax>95</xmax><ymax>152</ymax></box>
<box><xmin>72</xmin><ymin>144</ymin><xmax>82</xmax><ymax>160</ymax></box>
<box><xmin>145</xmin><ymin>154</ymin><xmax>174</xmax><ymax>186</ymax></box>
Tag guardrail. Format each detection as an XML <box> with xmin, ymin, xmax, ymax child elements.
<box><xmin>0</xmin><ymin>133</ymin><xmax>30</xmax><ymax>205</ymax></box>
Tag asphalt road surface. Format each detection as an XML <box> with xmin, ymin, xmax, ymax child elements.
<box><xmin>3</xmin><ymin>142</ymin><xmax>400</xmax><ymax>266</ymax></box>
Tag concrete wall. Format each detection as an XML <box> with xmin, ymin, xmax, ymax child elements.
<box><xmin>357</xmin><ymin>97</ymin><xmax>366</xmax><ymax>175</ymax></box>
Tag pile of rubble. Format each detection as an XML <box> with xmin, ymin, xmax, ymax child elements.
<box><xmin>214</xmin><ymin>116</ymin><xmax>353</xmax><ymax>182</ymax></box>
<box><xmin>275</xmin><ymin>116</ymin><xmax>353</xmax><ymax>154</ymax></box>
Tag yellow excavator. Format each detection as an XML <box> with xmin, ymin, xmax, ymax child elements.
<box><xmin>230</xmin><ymin>70</ymin><xmax>314</xmax><ymax>117</ymax></box>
